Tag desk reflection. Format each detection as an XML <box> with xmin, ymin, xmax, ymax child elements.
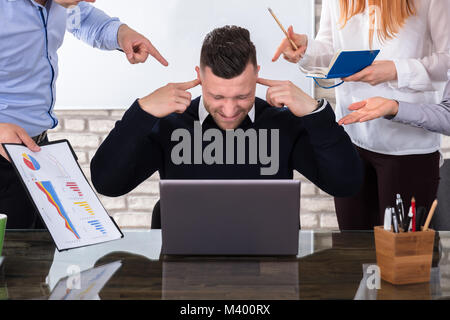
<box><xmin>2</xmin><ymin>230</ymin><xmax>450</xmax><ymax>300</ymax></box>
<box><xmin>162</xmin><ymin>259</ymin><xmax>299</xmax><ymax>300</ymax></box>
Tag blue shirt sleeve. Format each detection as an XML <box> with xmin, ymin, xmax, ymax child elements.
<box><xmin>67</xmin><ymin>2</ymin><xmax>124</xmax><ymax>50</ymax></box>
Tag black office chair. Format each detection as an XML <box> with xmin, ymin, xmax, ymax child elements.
<box><xmin>433</xmin><ymin>159</ymin><xmax>450</xmax><ymax>231</ymax></box>
<box><xmin>151</xmin><ymin>200</ymin><xmax>162</xmax><ymax>229</ymax></box>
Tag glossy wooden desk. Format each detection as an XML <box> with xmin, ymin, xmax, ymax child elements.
<box><xmin>0</xmin><ymin>230</ymin><xmax>449</xmax><ymax>300</ymax></box>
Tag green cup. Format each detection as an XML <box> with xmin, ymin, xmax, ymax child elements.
<box><xmin>0</xmin><ymin>214</ymin><xmax>6</xmax><ymax>257</ymax></box>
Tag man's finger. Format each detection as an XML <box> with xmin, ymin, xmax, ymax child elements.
<box><xmin>0</xmin><ymin>145</ymin><xmax>10</xmax><ymax>162</ymax></box>
<box><xmin>348</xmin><ymin>101</ymin><xmax>367</xmax><ymax>111</ymax></box>
<box><xmin>145</xmin><ymin>42</ymin><xmax>169</xmax><ymax>67</ymax></box>
<box><xmin>16</xmin><ymin>130</ymin><xmax>40</xmax><ymax>152</ymax></box>
<box><xmin>127</xmin><ymin>54</ymin><xmax>137</xmax><ymax>64</ymax></box>
<box><xmin>174</xmin><ymin>103</ymin><xmax>189</xmax><ymax>114</ymax></box>
<box><xmin>257</xmin><ymin>77</ymin><xmax>284</xmax><ymax>87</ymax></box>
<box><xmin>123</xmin><ymin>47</ymin><xmax>137</xmax><ymax>64</ymax></box>
<box><xmin>268</xmin><ymin>94</ymin><xmax>289</xmax><ymax>108</ymax></box>
<box><xmin>121</xmin><ymin>40</ymin><xmax>135</xmax><ymax>59</ymax></box>
<box><xmin>175</xmin><ymin>89</ymin><xmax>192</xmax><ymax>100</ymax></box>
<box><xmin>268</xmin><ymin>90</ymin><xmax>290</xmax><ymax>101</ymax></box>
<box><xmin>134</xmin><ymin>51</ymin><xmax>149</xmax><ymax>63</ymax></box>
<box><xmin>175</xmin><ymin>95</ymin><xmax>191</xmax><ymax>106</ymax></box>
<box><xmin>175</xmin><ymin>79</ymin><xmax>201</xmax><ymax>91</ymax></box>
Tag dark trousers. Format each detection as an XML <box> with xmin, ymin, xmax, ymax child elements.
<box><xmin>0</xmin><ymin>154</ymin><xmax>46</xmax><ymax>229</ymax></box>
<box><xmin>334</xmin><ymin>146</ymin><xmax>440</xmax><ymax>230</ymax></box>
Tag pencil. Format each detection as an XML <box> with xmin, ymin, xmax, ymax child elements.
<box><xmin>268</xmin><ymin>8</ymin><xmax>299</xmax><ymax>51</ymax></box>
<box><xmin>423</xmin><ymin>199</ymin><xmax>438</xmax><ymax>231</ymax></box>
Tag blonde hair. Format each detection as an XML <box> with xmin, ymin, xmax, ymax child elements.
<box><xmin>339</xmin><ymin>0</ymin><xmax>416</xmax><ymax>48</ymax></box>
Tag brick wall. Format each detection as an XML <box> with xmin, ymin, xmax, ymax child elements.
<box><xmin>48</xmin><ymin>0</ymin><xmax>450</xmax><ymax>229</ymax></box>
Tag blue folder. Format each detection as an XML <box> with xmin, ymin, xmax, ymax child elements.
<box><xmin>306</xmin><ymin>50</ymin><xmax>380</xmax><ymax>89</ymax></box>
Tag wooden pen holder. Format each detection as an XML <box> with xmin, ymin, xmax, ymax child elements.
<box><xmin>374</xmin><ymin>226</ymin><xmax>435</xmax><ymax>285</ymax></box>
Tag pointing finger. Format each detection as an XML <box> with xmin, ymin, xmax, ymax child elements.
<box><xmin>144</xmin><ymin>42</ymin><xmax>169</xmax><ymax>67</ymax></box>
<box><xmin>175</xmin><ymin>79</ymin><xmax>201</xmax><ymax>91</ymax></box>
<box><xmin>257</xmin><ymin>77</ymin><xmax>284</xmax><ymax>87</ymax></box>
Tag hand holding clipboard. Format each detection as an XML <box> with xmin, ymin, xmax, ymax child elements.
<box><xmin>268</xmin><ymin>8</ymin><xmax>383</xmax><ymax>89</ymax></box>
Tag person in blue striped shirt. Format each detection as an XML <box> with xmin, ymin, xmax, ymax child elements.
<box><xmin>0</xmin><ymin>0</ymin><xmax>168</xmax><ymax>228</ymax></box>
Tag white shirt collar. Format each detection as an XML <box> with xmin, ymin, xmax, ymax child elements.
<box><xmin>198</xmin><ymin>96</ymin><xmax>255</xmax><ymax>125</ymax></box>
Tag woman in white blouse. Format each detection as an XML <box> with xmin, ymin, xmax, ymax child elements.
<box><xmin>273</xmin><ymin>0</ymin><xmax>450</xmax><ymax>230</ymax></box>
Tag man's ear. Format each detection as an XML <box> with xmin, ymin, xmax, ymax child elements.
<box><xmin>257</xmin><ymin>65</ymin><xmax>261</xmax><ymax>74</ymax></box>
<box><xmin>195</xmin><ymin>66</ymin><xmax>202</xmax><ymax>84</ymax></box>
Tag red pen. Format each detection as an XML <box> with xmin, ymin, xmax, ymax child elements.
<box><xmin>411</xmin><ymin>197</ymin><xmax>416</xmax><ymax>232</ymax></box>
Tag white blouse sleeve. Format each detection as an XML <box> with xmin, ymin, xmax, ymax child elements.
<box><xmin>391</xmin><ymin>0</ymin><xmax>450</xmax><ymax>92</ymax></box>
<box><xmin>299</xmin><ymin>0</ymin><xmax>336</xmax><ymax>70</ymax></box>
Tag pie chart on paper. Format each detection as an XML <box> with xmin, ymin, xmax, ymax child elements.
<box><xmin>22</xmin><ymin>153</ymin><xmax>41</xmax><ymax>171</ymax></box>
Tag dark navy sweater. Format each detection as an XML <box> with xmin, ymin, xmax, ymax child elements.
<box><xmin>91</xmin><ymin>97</ymin><xmax>363</xmax><ymax>198</ymax></box>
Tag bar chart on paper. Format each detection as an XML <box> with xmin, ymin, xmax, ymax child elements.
<box><xmin>88</xmin><ymin>220</ymin><xmax>107</xmax><ymax>235</ymax></box>
<box><xmin>74</xmin><ymin>201</ymin><xmax>95</xmax><ymax>215</ymax></box>
<box><xmin>66</xmin><ymin>182</ymin><xmax>84</xmax><ymax>198</ymax></box>
<box><xmin>3</xmin><ymin>141</ymin><xmax>123</xmax><ymax>251</ymax></box>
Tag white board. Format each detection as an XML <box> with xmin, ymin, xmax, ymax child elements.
<box><xmin>56</xmin><ymin>0</ymin><xmax>315</xmax><ymax>109</ymax></box>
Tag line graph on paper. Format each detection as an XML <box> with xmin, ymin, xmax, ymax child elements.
<box><xmin>36</xmin><ymin>181</ymin><xmax>81</xmax><ymax>239</ymax></box>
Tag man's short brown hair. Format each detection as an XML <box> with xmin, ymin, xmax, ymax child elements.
<box><xmin>200</xmin><ymin>25</ymin><xmax>257</xmax><ymax>79</ymax></box>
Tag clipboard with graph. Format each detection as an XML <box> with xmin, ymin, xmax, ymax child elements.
<box><xmin>2</xmin><ymin>140</ymin><xmax>123</xmax><ymax>251</ymax></box>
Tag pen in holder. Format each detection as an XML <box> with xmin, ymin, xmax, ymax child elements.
<box><xmin>374</xmin><ymin>226</ymin><xmax>435</xmax><ymax>285</ymax></box>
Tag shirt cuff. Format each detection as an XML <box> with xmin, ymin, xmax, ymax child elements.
<box><xmin>390</xmin><ymin>59</ymin><xmax>410</xmax><ymax>89</ymax></box>
<box><xmin>300</xmin><ymin>102</ymin><xmax>338</xmax><ymax>141</ymax></box>
<box><xmin>107</xmin><ymin>20</ymin><xmax>125</xmax><ymax>50</ymax></box>
<box><xmin>390</xmin><ymin>101</ymin><xmax>413</xmax><ymax>123</ymax></box>
<box><xmin>298</xmin><ymin>35</ymin><xmax>314</xmax><ymax>70</ymax></box>
<box><xmin>309</xmin><ymin>99</ymin><xmax>327</xmax><ymax>115</ymax></box>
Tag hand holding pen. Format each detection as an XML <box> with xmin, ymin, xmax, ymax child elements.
<box><xmin>268</xmin><ymin>8</ymin><xmax>308</xmax><ymax>63</ymax></box>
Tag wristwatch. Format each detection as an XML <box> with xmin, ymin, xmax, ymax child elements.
<box><xmin>314</xmin><ymin>99</ymin><xmax>325</xmax><ymax>112</ymax></box>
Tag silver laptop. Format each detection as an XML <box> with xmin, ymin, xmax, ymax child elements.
<box><xmin>160</xmin><ymin>180</ymin><xmax>301</xmax><ymax>256</ymax></box>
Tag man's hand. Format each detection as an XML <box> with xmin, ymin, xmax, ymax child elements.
<box><xmin>138</xmin><ymin>79</ymin><xmax>200</xmax><ymax>118</ymax></box>
<box><xmin>272</xmin><ymin>26</ymin><xmax>308</xmax><ymax>63</ymax></box>
<box><xmin>118</xmin><ymin>25</ymin><xmax>168</xmax><ymax>66</ymax></box>
<box><xmin>54</xmin><ymin>0</ymin><xmax>95</xmax><ymax>8</ymax></box>
<box><xmin>338</xmin><ymin>97</ymin><xmax>399</xmax><ymax>125</ymax></box>
<box><xmin>0</xmin><ymin>124</ymin><xmax>41</xmax><ymax>161</ymax></box>
<box><xmin>257</xmin><ymin>78</ymin><xmax>318</xmax><ymax>117</ymax></box>
<box><xmin>342</xmin><ymin>61</ymin><xmax>397</xmax><ymax>86</ymax></box>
